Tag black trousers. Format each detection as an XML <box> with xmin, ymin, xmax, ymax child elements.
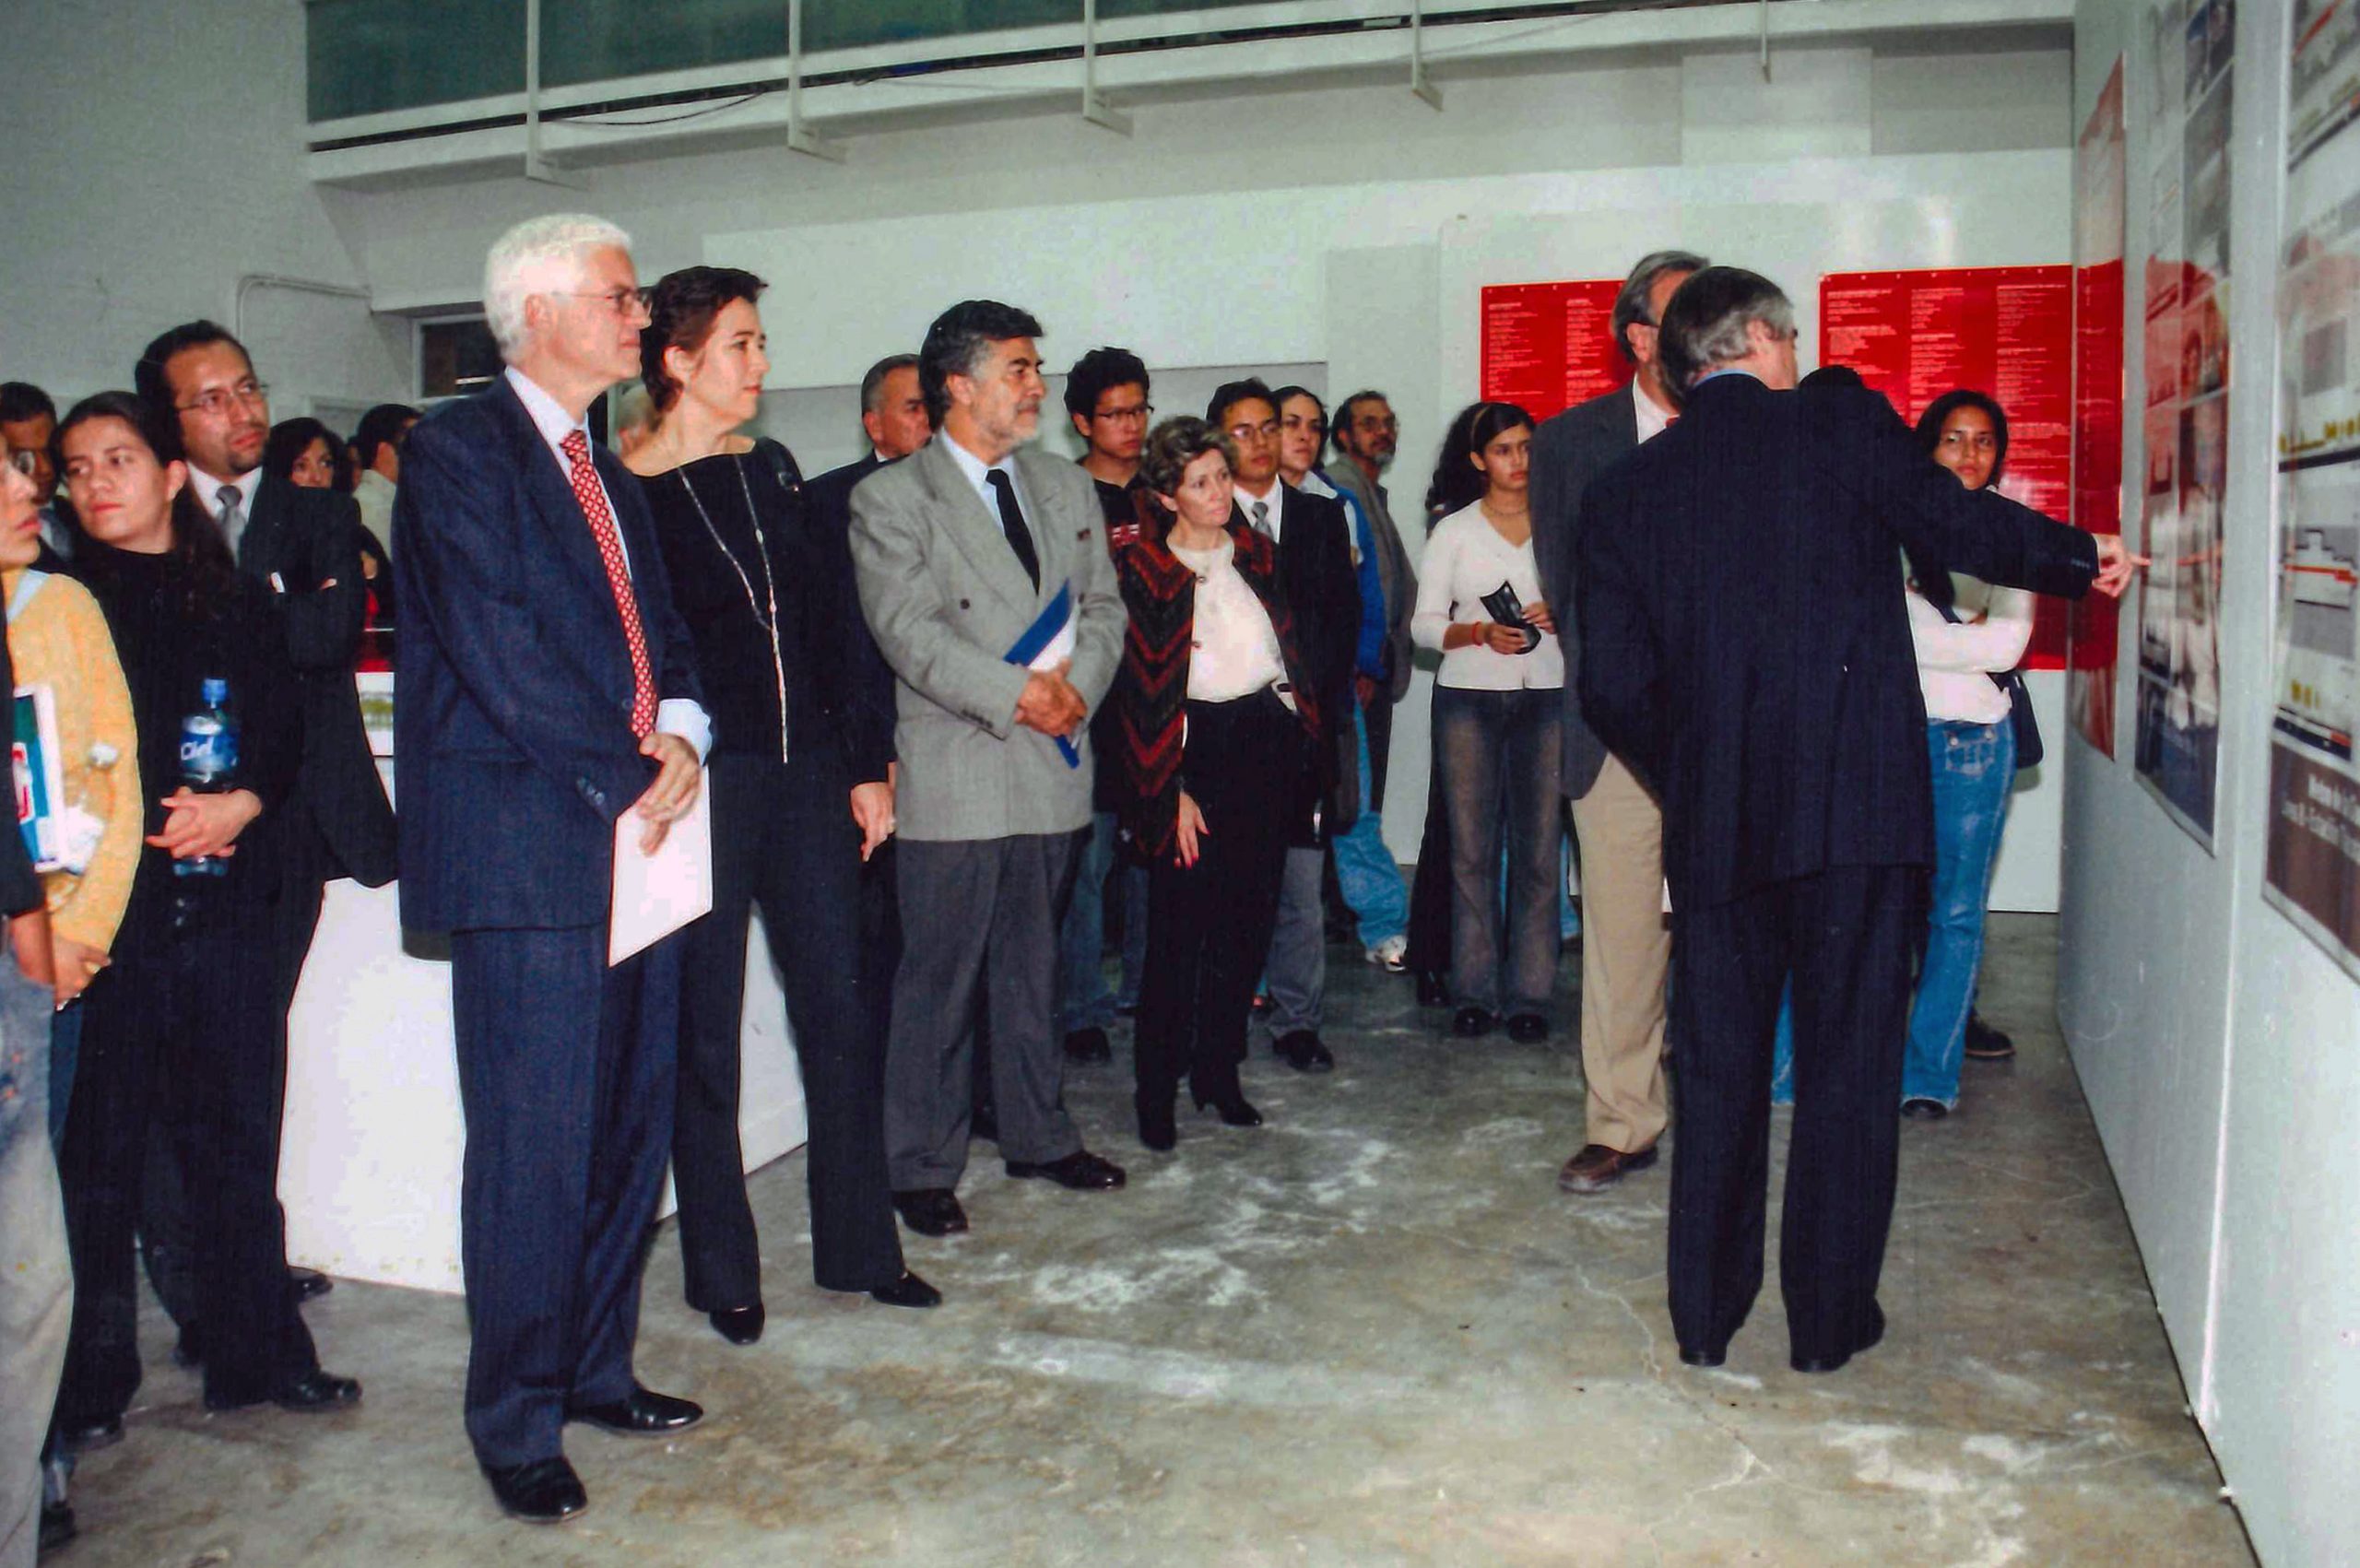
<box><xmin>56</xmin><ymin>891</ymin><xmax>317</xmax><ymax>1421</ymax></box>
<box><xmin>139</xmin><ymin>811</ymin><xmax>333</xmax><ymax>1331</ymax></box>
<box><xmin>674</xmin><ymin>754</ymin><xmax>903</xmax><ymax>1307</ymax></box>
<box><xmin>450</xmin><ymin>924</ymin><xmax>678</xmax><ymax>1469</ymax></box>
<box><xmin>1404</xmin><ymin>749</ymin><xmax>1452</xmax><ymax>977</ymax></box>
<box><xmin>1135</xmin><ymin>690</ymin><xmax>1296</xmax><ymax>1104</ymax></box>
<box><xmin>1365</xmin><ymin>683</ymin><xmax>1397</xmax><ymax>812</ymax></box>
<box><xmin>1666</xmin><ymin>865</ymin><xmax>1923</xmax><ymax>1366</ymax></box>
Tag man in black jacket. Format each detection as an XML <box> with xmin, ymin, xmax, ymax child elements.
<box><xmin>135</xmin><ymin>324</ymin><xmax>396</xmax><ymax>1335</ymax></box>
<box><xmin>1531</xmin><ymin>249</ymin><xmax>1705</xmax><ymax>1198</ymax></box>
<box><xmin>1577</xmin><ymin>267</ymin><xmax>2136</xmax><ymax>1375</ymax></box>
<box><xmin>1208</xmin><ymin>379</ymin><xmax>1360</xmax><ymax>1074</ymax></box>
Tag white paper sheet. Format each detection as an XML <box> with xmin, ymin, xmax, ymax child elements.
<box><xmin>1028</xmin><ymin>613</ymin><xmax>1077</xmax><ymax>671</ymax></box>
<box><xmin>608</xmin><ymin>775</ymin><xmax>714</xmax><ymax>966</ymax></box>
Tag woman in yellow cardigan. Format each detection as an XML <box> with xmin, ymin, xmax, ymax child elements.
<box><xmin>0</xmin><ymin>425</ymin><xmax>139</xmax><ymax>1141</ymax></box>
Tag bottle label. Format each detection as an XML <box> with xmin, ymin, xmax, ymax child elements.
<box><xmin>180</xmin><ymin>719</ymin><xmax>237</xmax><ymax>789</ymax></box>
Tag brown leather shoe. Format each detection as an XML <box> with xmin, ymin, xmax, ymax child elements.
<box><xmin>1556</xmin><ymin>1142</ymin><xmax>1659</xmax><ymax>1194</ymax></box>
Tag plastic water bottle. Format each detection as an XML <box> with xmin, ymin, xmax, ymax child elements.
<box><xmin>174</xmin><ymin>677</ymin><xmax>236</xmax><ymax>879</ymax></box>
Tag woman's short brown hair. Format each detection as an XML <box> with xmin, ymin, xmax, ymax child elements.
<box><xmin>640</xmin><ymin>265</ymin><xmax>766</xmax><ymax>411</ymax></box>
<box><xmin>1139</xmin><ymin>415</ymin><xmax>1236</xmax><ymax>499</ymax></box>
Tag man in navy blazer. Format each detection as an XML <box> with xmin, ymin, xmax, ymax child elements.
<box><xmin>1577</xmin><ymin>266</ymin><xmax>2136</xmax><ymax>1377</ymax></box>
<box><xmin>394</xmin><ymin>214</ymin><xmax>709</xmax><ymax>1525</ymax></box>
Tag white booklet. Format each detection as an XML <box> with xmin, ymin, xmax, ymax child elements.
<box><xmin>608</xmin><ymin>776</ymin><xmax>714</xmax><ymax>966</ymax></box>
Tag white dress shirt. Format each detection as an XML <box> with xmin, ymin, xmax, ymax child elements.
<box><xmin>1906</xmin><ymin>571</ymin><xmax>2030</xmax><ymax>725</ymax></box>
<box><xmin>1633</xmin><ymin>377</ymin><xmax>1676</xmax><ymax>444</ymax></box>
<box><xmin>1171</xmin><ymin>536</ymin><xmax>1285</xmax><ymax>701</ymax></box>
<box><xmin>1233</xmin><ymin>476</ymin><xmax>1286</xmax><ymax>544</ymax></box>
<box><xmin>505</xmin><ymin>366</ymin><xmax>711</xmax><ymax>759</ymax></box>
<box><xmin>1411</xmin><ymin>500</ymin><xmax>1565</xmax><ymax>691</ymax></box>
<box><xmin>187</xmin><ymin>463</ymin><xmax>263</xmax><ymax>558</ymax></box>
<box><xmin>353</xmin><ymin>467</ymin><xmax>396</xmax><ymax>554</ymax></box>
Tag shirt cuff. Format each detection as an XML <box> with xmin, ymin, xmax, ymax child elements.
<box><xmin>657</xmin><ymin>699</ymin><xmax>714</xmax><ymax>764</ymax></box>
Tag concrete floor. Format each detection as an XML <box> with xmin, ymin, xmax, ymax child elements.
<box><xmin>62</xmin><ymin>914</ymin><xmax>2255</xmax><ymax>1567</ymax></box>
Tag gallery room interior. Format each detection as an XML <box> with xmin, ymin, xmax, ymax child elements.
<box><xmin>0</xmin><ymin>0</ymin><xmax>2351</xmax><ymax>1562</ymax></box>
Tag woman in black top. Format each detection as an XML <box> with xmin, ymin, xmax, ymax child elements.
<box><xmin>47</xmin><ymin>393</ymin><xmax>359</xmax><ymax>1441</ymax></box>
<box><xmin>628</xmin><ymin>266</ymin><xmax>935</xmax><ymax>1343</ymax></box>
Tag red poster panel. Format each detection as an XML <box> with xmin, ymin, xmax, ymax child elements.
<box><xmin>1820</xmin><ymin>265</ymin><xmax>2076</xmax><ymax>668</ymax></box>
<box><xmin>2070</xmin><ymin>59</ymin><xmax>2128</xmax><ymax>756</ymax></box>
<box><xmin>1481</xmin><ymin>280</ymin><xmax>1630</xmax><ymax>422</ymax></box>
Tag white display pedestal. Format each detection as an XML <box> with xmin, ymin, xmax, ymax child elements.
<box><xmin>277</xmin><ymin>876</ymin><xmax>808</xmax><ymax>1293</ymax></box>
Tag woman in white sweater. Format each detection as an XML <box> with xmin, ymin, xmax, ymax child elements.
<box><xmin>1410</xmin><ymin>402</ymin><xmax>1562</xmax><ymax>1042</ymax></box>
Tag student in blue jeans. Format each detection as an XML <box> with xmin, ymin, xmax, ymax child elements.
<box><xmin>1772</xmin><ymin>390</ymin><xmax>2033</xmax><ymax>1116</ymax></box>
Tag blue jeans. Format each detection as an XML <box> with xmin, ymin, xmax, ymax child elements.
<box><xmin>0</xmin><ymin>935</ymin><xmax>67</xmax><ymax>1568</ymax></box>
<box><xmin>1058</xmin><ymin>811</ymin><xmax>1148</xmax><ymax>1031</ymax></box>
<box><xmin>1333</xmin><ymin>701</ymin><xmax>1408</xmax><ymax>949</ymax></box>
<box><xmin>1434</xmin><ymin>685</ymin><xmax>1563</xmax><ymax>1015</ymax></box>
<box><xmin>1903</xmin><ymin>719</ymin><xmax>2015</xmax><ymax>1107</ymax></box>
<box><xmin>1773</xmin><ymin>718</ymin><xmax>2015</xmax><ymax>1109</ymax></box>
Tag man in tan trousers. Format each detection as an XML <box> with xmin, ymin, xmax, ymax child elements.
<box><xmin>1528</xmin><ymin>249</ymin><xmax>1705</xmax><ymax>1192</ymax></box>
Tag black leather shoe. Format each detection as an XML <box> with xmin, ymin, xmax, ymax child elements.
<box><xmin>206</xmin><ymin>1368</ymin><xmax>363</xmax><ymax>1414</ymax></box>
<box><xmin>891</xmin><ymin>1187</ymin><xmax>969</xmax><ymax>1237</ymax></box>
<box><xmin>1450</xmin><ymin>1006</ymin><xmax>1494</xmax><ymax>1039</ymax></box>
<box><xmin>1414</xmin><ymin>969</ymin><xmax>1450</xmax><ymax>1008</ymax></box>
<box><xmin>1005</xmin><ymin>1149</ymin><xmax>1127</xmax><ymax>1190</ymax></box>
<box><xmin>1505</xmin><ymin>1012</ymin><xmax>1549</xmax><ymax>1043</ymax></box>
<box><xmin>1791</xmin><ymin>1303</ymin><xmax>1886</xmax><ymax>1374</ymax></box>
<box><xmin>483</xmin><ymin>1456</ymin><xmax>588</xmax><ymax>1524</ymax></box>
<box><xmin>289</xmin><ymin>1266</ymin><xmax>333</xmax><ymax>1302</ymax></box>
<box><xmin>867</xmin><ymin>1270</ymin><xmax>942</xmax><ymax>1309</ymax></box>
<box><xmin>1063</xmin><ymin>1026</ymin><xmax>1112</xmax><ymax>1065</ymax></box>
<box><xmin>1964</xmin><ymin>1012</ymin><xmax>2016</xmax><ymax>1060</ymax></box>
<box><xmin>39</xmin><ymin>1499</ymin><xmax>76</xmax><ymax>1551</ymax></box>
<box><xmin>1136</xmin><ymin>1092</ymin><xmax>1177</xmax><ymax>1152</ymax></box>
<box><xmin>566</xmin><ymin>1385</ymin><xmax>702</xmax><ymax>1436</ymax></box>
<box><xmin>1678</xmin><ymin>1345</ymin><xmax>1726</xmax><ymax>1369</ymax></box>
<box><xmin>709</xmin><ymin>1304</ymin><xmax>765</xmax><ymax>1345</ymax></box>
<box><xmin>1273</xmin><ymin>1030</ymin><xmax>1334</xmax><ymax>1073</ymax></box>
<box><xmin>1900</xmin><ymin>1097</ymin><xmax>1949</xmax><ymax>1121</ymax></box>
<box><xmin>1193</xmin><ymin>1091</ymin><xmax>1263</xmax><ymax>1128</ymax></box>
<box><xmin>57</xmin><ymin>1416</ymin><xmax>120</xmax><ymax>1454</ymax></box>
<box><xmin>969</xmin><ymin>1103</ymin><xmax>1000</xmax><ymax>1144</ymax></box>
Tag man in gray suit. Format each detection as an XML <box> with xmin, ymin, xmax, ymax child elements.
<box><xmin>1529</xmin><ymin>249</ymin><xmax>1705</xmax><ymax>1195</ymax></box>
<box><xmin>851</xmin><ymin>300</ymin><xmax>1130</xmax><ymax>1239</ymax></box>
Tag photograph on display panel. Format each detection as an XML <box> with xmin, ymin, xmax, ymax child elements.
<box><xmin>2070</xmin><ymin>58</ymin><xmax>2128</xmax><ymax>758</ymax></box>
<box><xmin>2268</xmin><ymin>0</ymin><xmax>2360</xmax><ymax>980</ymax></box>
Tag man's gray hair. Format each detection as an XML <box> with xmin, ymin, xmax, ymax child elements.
<box><xmin>1611</xmin><ymin>249</ymin><xmax>1710</xmax><ymax>363</ymax></box>
<box><xmin>860</xmin><ymin>353</ymin><xmax>919</xmax><ymax>416</ymax></box>
<box><xmin>483</xmin><ymin>213</ymin><xmax>633</xmax><ymax>358</ymax></box>
<box><xmin>1656</xmin><ymin>266</ymin><xmax>1794</xmax><ymax>398</ymax></box>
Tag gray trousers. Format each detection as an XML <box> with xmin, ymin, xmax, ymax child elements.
<box><xmin>887</xmin><ymin>833</ymin><xmax>1084</xmax><ymax>1187</ymax></box>
<box><xmin>0</xmin><ymin>934</ymin><xmax>65</xmax><ymax>1568</ymax></box>
<box><xmin>1264</xmin><ymin>845</ymin><xmax>1328</xmax><ymax>1037</ymax></box>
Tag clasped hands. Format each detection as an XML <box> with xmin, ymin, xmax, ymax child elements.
<box><xmin>1015</xmin><ymin>659</ymin><xmax>1088</xmax><ymax>739</ymax></box>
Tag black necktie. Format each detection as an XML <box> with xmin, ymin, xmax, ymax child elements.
<box><xmin>985</xmin><ymin>468</ymin><xmax>1041</xmax><ymax>589</ymax></box>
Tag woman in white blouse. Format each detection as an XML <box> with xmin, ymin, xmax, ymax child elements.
<box><xmin>1410</xmin><ymin>401</ymin><xmax>1563</xmax><ymax>1042</ymax></box>
<box><xmin>1111</xmin><ymin>418</ymin><xmax>1323</xmax><ymax>1152</ymax></box>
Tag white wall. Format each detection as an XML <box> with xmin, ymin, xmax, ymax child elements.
<box><xmin>0</xmin><ymin>4</ymin><xmax>411</xmax><ymax>413</ymax></box>
<box><xmin>2059</xmin><ymin>0</ymin><xmax>2360</xmax><ymax>1562</ymax></box>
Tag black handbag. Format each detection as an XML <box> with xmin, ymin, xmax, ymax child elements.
<box><xmin>1930</xmin><ymin>595</ymin><xmax>2043</xmax><ymax>770</ymax></box>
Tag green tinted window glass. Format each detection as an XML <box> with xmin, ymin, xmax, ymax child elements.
<box><xmin>309</xmin><ymin>0</ymin><xmax>524</xmax><ymax>121</ymax></box>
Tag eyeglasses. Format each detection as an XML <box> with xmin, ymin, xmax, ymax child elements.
<box><xmin>1352</xmin><ymin>414</ymin><xmax>1399</xmax><ymax>433</ymax></box>
<box><xmin>1092</xmin><ymin>403</ymin><xmax>1153</xmax><ymax>424</ymax></box>
<box><xmin>176</xmin><ymin>380</ymin><xmax>270</xmax><ymax>419</ymax></box>
<box><xmin>1226</xmin><ymin>419</ymin><xmax>1280</xmax><ymax>443</ymax></box>
<box><xmin>554</xmin><ymin>287</ymin><xmax>654</xmax><ymax>323</ymax></box>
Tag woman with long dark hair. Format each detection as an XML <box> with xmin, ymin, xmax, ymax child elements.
<box><xmin>1410</xmin><ymin>401</ymin><xmax>1564</xmax><ymax>1042</ymax></box>
<box><xmin>626</xmin><ymin>265</ymin><xmax>935</xmax><ymax>1345</ymax></box>
<box><xmin>47</xmin><ymin>392</ymin><xmax>358</xmax><ymax>1447</ymax></box>
<box><xmin>260</xmin><ymin>419</ymin><xmax>345</xmax><ymax>493</ymax></box>
<box><xmin>1897</xmin><ymin>389</ymin><xmax>2034</xmax><ymax>1113</ymax></box>
<box><xmin>1112</xmin><ymin>417</ymin><xmax>1323</xmax><ymax>1150</ymax></box>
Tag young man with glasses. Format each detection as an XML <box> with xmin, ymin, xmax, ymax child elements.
<box><xmin>1056</xmin><ymin>348</ymin><xmax>1156</xmax><ymax>1065</ymax></box>
<box><xmin>1207</xmin><ymin>379</ymin><xmax>1359</xmax><ymax>1075</ymax></box>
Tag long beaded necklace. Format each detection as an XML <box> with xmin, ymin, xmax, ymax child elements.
<box><xmin>676</xmin><ymin>453</ymin><xmax>789</xmax><ymax>763</ymax></box>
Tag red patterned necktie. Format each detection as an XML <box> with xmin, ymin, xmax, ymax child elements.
<box><xmin>560</xmin><ymin>430</ymin><xmax>656</xmax><ymax>737</ymax></box>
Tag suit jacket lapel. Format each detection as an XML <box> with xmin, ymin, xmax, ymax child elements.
<box><xmin>238</xmin><ymin>473</ymin><xmax>286</xmax><ymax>575</ymax></box>
<box><xmin>918</xmin><ymin>440</ymin><xmax>1037</xmax><ymax>610</ymax></box>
